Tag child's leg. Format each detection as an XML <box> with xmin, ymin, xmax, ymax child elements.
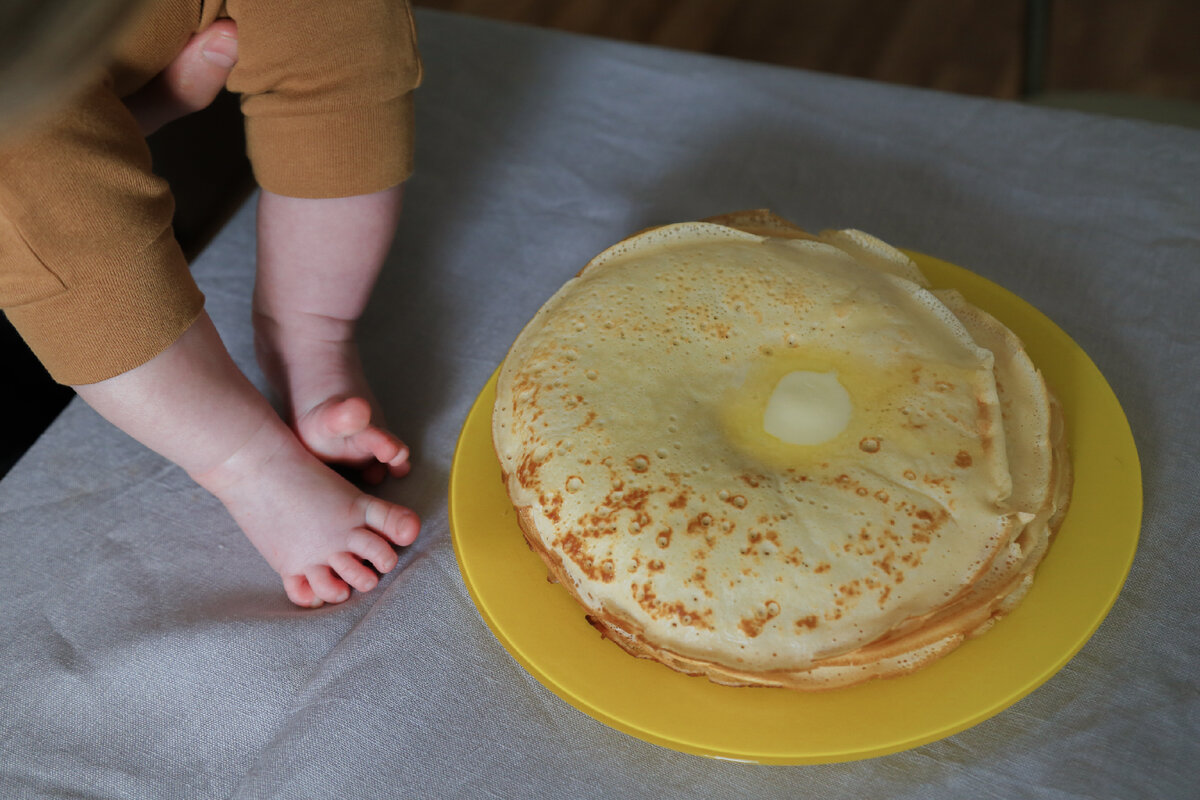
<box><xmin>252</xmin><ymin>185</ymin><xmax>409</xmax><ymax>484</ymax></box>
<box><xmin>73</xmin><ymin>312</ymin><xmax>420</xmax><ymax>607</ymax></box>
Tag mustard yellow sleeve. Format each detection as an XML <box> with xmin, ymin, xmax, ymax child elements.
<box><xmin>0</xmin><ymin>80</ymin><xmax>203</xmax><ymax>385</ymax></box>
<box><xmin>224</xmin><ymin>0</ymin><xmax>423</xmax><ymax>199</ymax></box>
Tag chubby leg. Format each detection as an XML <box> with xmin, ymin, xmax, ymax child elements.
<box><xmin>253</xmin><ymin>185</ymin><xmax>409</xmax><ymax>484</ymax></box>
<box><xmin>73</xmin><ymin>312</ymin><xmax>419</xmax><ymax>606</ymax></box>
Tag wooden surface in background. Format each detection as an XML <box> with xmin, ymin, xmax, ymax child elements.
<box><xmin>413</xmin><ymin>0</ymin><xmax>1200</xmax><ymax>103</ymax></box>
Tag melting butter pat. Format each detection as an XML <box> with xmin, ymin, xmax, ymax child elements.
<box><xmin>763</xmin><ymin>371</ymin><xmax>852</xmax><ymax>445</ymax></box>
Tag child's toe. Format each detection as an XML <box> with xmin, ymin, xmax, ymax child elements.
<box><xmin>324</xmin><ymin>396</ymin><xmax>373</xmax><ymax>437</ymax></box>
<box><xmin>364</xmin><ymin>429</ymin><xmax>406</xmax><ymax>465</ymax></box>
<box><xmin>359</xmin><ymin>497</ymin><xmax>420</xmax><ymax>547</ymax></box>
<box><xmin>306</xmin><ymin>564</ymin><xmax>351</xmax><ymax>604</ymax></box>
<box><xmin>329</xmin><ymin>551</ymin><xmax>380</xmax><ymax>593</ymax></box>
<box><xmin>284</xmin><ymin>574</ymin><xmax>324</xmax><ymax>608</ymax></box>
<box><xmin>348</xmin><ymin>528</ymin><xmax>399</xmax><ymax>574</ymax></box>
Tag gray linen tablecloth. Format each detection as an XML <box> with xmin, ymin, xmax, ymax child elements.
<box><xmin>2</xmin><ymin>10</ymin><xmax>1196</xmax><ymax>798</ymax></box>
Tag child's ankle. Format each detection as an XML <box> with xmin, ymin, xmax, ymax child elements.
<box><xmin>189</xmin><ymin>411</ymin><xmax>293</xmax><ymax>496</ymax></box>
<box><xmin>252</xmin><ymin>305</ymin><xmax>358</xmax><ymax>348</ymax></box>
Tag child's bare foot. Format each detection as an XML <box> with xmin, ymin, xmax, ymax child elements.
<box><xmin>73</xmin><ymin>312</ymin><xmax>420</xmax><ymax>608</ymax></box>
<box><xmin>193</xmin><ymin>412</ymin><xmax>419</xmax><ymax>607</ymax></box>
<box><xmin>253</xmin><ymin>312</ymin><xmax>410</xmax><ymax>485</ymax></box>
<box><xmin>297</xmin><ymin>395</ymin><xmax>411</xmax><ymax>484</ymax></box>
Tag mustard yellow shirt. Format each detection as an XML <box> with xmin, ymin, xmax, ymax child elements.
<box><xmin>0</xmin><ymin>0</ymin><xmax>422</xmax><ymax>384</ymax></box>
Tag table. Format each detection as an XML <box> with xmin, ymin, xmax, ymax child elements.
<box><xmin>2</xmin><ymin>10</ymin><xmax>1196</xmax><ymax>798</ymax></box>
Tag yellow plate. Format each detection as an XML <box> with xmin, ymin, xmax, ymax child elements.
<box><xmin>448</xmin><ymin>250</ymin><xmax>1141</xmax><ymax>764</ymax></box>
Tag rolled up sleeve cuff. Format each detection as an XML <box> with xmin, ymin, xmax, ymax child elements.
<box><xmin>245</xmin><ymin>92</ymin><xmax>415</xmax><ymax>199</ymax></box>
<box><xmin>5</xmin><ymin>229</ymin><xmax>203</xmax><ymax>386</ymax></box>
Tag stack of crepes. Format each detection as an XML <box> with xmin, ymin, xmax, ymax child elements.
<box><xmin>492</xmin><ymin>211</ymin><xmax>1071</xmax><ymax>690</ymax></box>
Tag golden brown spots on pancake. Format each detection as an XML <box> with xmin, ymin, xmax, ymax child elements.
<box><xmin>687</xmin><ymin>565</ymin><xmax>715</xmax><ymax>599</ymax></box>
<box><xmin>922</xmin><ymin>473</ymin><xmax>953</xmax><ymax>492</ymax></box>
<box><xmin>859</xmin><ymin>436</ymin><xmax>881</xmax><ymax>453</ymax></box>
<box><xmin>539</xmin><ymin>492</ymin><xmax>563</xmax><ymax>523</ymax></box>
<box><xmin>783</xmin><ymin>547</ymin><xmax>806</xmax><ymax>568</ymax></box>
<box><xmin>632</xmin><ymin>581</ymin><xmax>712</xmax><ymax>629</ymax></box>
<box><xmin>687</xmin><ymin>512</ymin><xmax>714</xmax><ymax>535</ymax></box>
<box><xmin>565</xmin><ymin>475</ymin><xmax>584</xmax><ymax>493</ymax></box>
<box><xmin>668</xmin><ymin>492</ymin><xmax>689</xmax><ymax>510</ymax></box>
<box><xmin>834</xmin><ymin>580</ymin><xmax>864</xmax><ymax>611</ymax></box>
<box><xmin>976</xmin><ymin>398</ymin><xmax>997</xmax><ymax>454</ymax></box>
<box><xmin>655</xmin><ymin>529</ymin><xmax>673</xmax><ymax>549</ymax></box>
<box><xmin>556</xmin><ymin>533</ymin><xmax>601</xmax><ymax>581</ymax></box>
<box><xmin>846</xmin><ymin>528</ymin><xmax>879</xmax><ymax>557</ymax></box>
<box><xmin>725</xmin><ymin>494</ymin><xmax>748</xmax><ymax>509</ymax></box>
<box><xmin>814</xmin><ymin>562</ymin><xmax>831</xmax><ymax>574</ymax></box>
<box><xmin>516</xmin><ymin>452</ymin><xmax>543</xmax><ymax>490</ymax></box>
<box><xmin>955</xmin><ymin>450</ymin><xmax>973</xmax><ymax>468</ymax></box>
<box><xmin>738</xmin><ymin>599</ymin><xmax>783</xmax><ymax>637</ymax></box>
<box><xmin>908</xmin><ymin>505</ymin><xmax>948</xmax><ymax>545</ymax></box>
<box><xmin>903</xmin><ymin>469</ymin><xmax>918</xmax><ymax>481</ymax></box>
<box><xmin>740</xmin><ymin>529</ymin><xmax>771</xmax><ymax>557</ymax></box>
<box><xmin>795</xmin><ymin>614</ymin><xmax>819</xmax><ymax>632</ymax></box>
<box><xmin>629</xmin><ymin>455</ymin><xmax>650</xmax><ymax>473</ymax></box>
<box><xmin>874</xmin><ymin>489</ymin><xmax>890</xmax><ymax>503</ymax></box>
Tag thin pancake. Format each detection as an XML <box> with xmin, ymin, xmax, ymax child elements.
<box><xmin>493</xmin><ymin>214</ymin><xmax>1069</xmax><ymax>689</ymax></box>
